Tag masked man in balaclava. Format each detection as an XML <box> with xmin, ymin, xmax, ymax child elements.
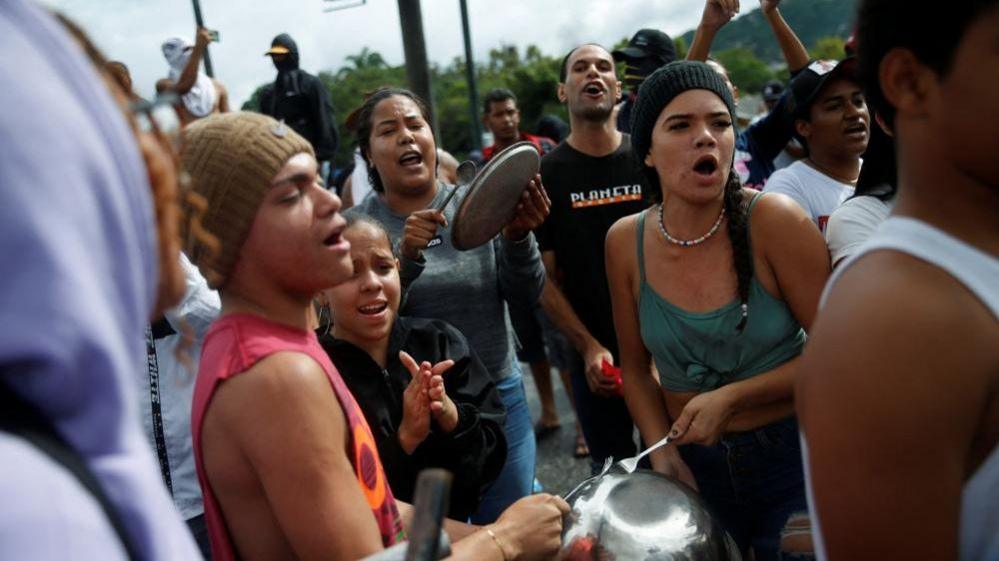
<box><xmin>612</xmin><ymin>29</ymin><xmax>676</xmax><ymax>134</ymax></box>
<box><xmin>157</xmin><ymin>27</ymin><xmax>229</xmax><ymax>127</ymax></box>
<box><xmin>260</xmin><ymin>33</ymin><xmax>339</xmax><ymax>179</ymax></box>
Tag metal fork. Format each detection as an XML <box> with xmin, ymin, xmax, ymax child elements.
<box><xmin>615</xmin><ymin>435</ymin><xmax>673</xmax><ymax>474</ymax></box>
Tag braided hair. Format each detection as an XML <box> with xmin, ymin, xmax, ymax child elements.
<box><xmin>722</xmin><ymin>173</ymin><xmax>752</xmax><ymax>332</ymax></box>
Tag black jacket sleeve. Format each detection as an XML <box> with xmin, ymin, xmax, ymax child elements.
<box><xmin>401</xmin><ymin>318</ymin><xmax>508</xmax><ymax>520</ymax></box>
<box><xmin>309</xmin><ymin>76</ymin><xmax>338</xmax><ymax>162</ymax></box>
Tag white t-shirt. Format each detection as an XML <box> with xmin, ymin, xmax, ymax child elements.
<box><xmin>763</xmin><ymin>160</ymin><xmax>855</xmax><ymax>232</ymax></box>
<box><xmin>825</xmin><ymin>195</ymin><xmax>894</xmax><ymax>266</ymax></box>
<box><xmin>349</xmin><ymin>148</ymin><xmax>374</xmax><ymax>207</ymax></box>
<box><xmin>140</xmin><ymin>253</ymin><xmax>220</xmax><ymax>520</ymax></box>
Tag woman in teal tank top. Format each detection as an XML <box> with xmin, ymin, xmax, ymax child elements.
<box><xmin>605</xmin><ymin>62</ymin><xmax>831</xmax><ymax>560</ymax></box>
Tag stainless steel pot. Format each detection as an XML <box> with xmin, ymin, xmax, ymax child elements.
<box><xmin>560</xmin><ymin>469</ymin><xmax>742</xmax><ymax>561</ymax></box>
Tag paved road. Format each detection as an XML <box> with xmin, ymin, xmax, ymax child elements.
<box><xmin>520</xmin><ymin>365</ymin><xmax>592</xmax><ymax>496</ymax></box>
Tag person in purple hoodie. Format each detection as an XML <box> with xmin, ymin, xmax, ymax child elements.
<box><xmin>0</xmin><ymin>4</ymin><xmax>202</xmax><ymax>560</ymax></box>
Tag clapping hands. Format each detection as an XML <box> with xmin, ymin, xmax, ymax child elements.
<box><xmin>397</xmin><ymin>351</ymin><xmax>457</xmax><ymax>454</ymax></box>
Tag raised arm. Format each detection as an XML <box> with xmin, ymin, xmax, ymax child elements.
<box><xmin>172</xmin><ymin>27</ymin><xmax>211</xmax><ymax>95</ymax></box>
<box><xmin>686</xmin><ymin>0</ymin><xmax>740</xmax><ymax>62</ymax></box>
<box><xmin>761</xmin><ymin>0</ymin><xmax>809</xmax><ymax>73</ymax></box>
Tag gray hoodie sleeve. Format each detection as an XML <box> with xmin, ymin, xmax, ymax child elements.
<box><xmin>398</xmin><ymin>251</ymin><xmax>425</xmax><ymax>303</ymax></box>
<box><xmin>495</xmin><ymin>232</ymin><xmax>545</xmax><ymax>308</ymax></box>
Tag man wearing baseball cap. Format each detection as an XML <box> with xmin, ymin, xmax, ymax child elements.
<box><xmin>259</xmin><ymin>33</ymin><xmax>339</xmax><ymax>180</ymax></box>
<box><xmin>763</xmin><ymin>58</ymin><xmax>870</xmax><ymax>232</ymax></box>
<box><xmin>612</xmin><ymin>29</ymin><xmax>676</xmax><ymax>133</ymax></box>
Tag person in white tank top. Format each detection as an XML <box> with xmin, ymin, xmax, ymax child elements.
<box><xmin>795</xmin><ymin>2</ymin><xmax>999</xmax><ymax>560</ymax></box>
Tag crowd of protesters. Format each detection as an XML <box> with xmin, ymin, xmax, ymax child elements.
<box><xmin>0</xmin><ymin>0</ymin><xmax>996</xmax><ymax>560</ymax></box>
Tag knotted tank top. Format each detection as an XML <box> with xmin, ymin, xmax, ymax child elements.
<box><xmin>637</xmin><ymin>192</ymin><xmax>806</xmax><ymax>392</ymax></box>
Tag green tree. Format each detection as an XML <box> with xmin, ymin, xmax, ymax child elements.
<box><xmin>714</xmin><ymin>48</ymin><xmax>774</xmax><ymax>93</ymax></box>
<box><xmin>342</xmin><ymin>47</ymin><xmax>387</xmax><ymax>71</ymax></box>
<box><xmin>809</xmin><ymin>36</ymin><xmax>846</xmax><ymax>61</ymax></box>
<box><xmin>241</xmin><ymin>85</ymin><xmax>267</xmax><ymax>112</ymax></box>
<box><xmin>673</xmin><ymin>36</ymin><xmax>688</xmax><ymax>60</ymax></box>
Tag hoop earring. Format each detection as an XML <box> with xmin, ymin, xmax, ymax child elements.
<box><xmin>318</xmin><ymin>304</ymin><xmax>332</xmax><ymax>337</ymax></box>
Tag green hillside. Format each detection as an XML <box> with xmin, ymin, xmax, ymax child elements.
<box><xmin>680</xmin><ymin>0</ymin><xmax>858</xmax><ymax>64</ymax></box>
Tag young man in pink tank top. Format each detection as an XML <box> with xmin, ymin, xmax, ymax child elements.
<box><xmin>797</xmin><ymin>2</ymin><xmax>999</xmax><ymax>560</ymax></box>
<box><xmin>182</xmin><ymin>112</ymin><xmax>568</xmax><ymax>561</ymax></box>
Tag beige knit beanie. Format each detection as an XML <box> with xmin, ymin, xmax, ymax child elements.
<box><xmin>181</xmin><ymin>111</ymin><xmax>314</xmax><ymax>288</ymax></box>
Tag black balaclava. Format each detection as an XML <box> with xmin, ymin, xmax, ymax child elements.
<box><xmin>270</xmin><ymin>33</ymin><xmax>303</xmax><ymax>99</ymax></box>
<box><xmin>270</xmin><ymin>33</ymin><xmax>300</xmax><ymax>74</ymax></box>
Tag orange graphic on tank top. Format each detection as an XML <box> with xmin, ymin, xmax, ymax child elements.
<box><xmin>352</xmin><ymin>424</ymin><xmax>387</xmax><ymax>508</ymax></box>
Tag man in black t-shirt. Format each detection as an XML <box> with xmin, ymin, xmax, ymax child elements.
<box><xmin>537</xmin><ymin>43</ymin><xmax>652</xmax><ymax>473</ymax></box>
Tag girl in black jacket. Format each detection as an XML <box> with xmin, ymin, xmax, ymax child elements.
<box><xmin>318</xmin><ymin>215</ymin><xmax>507</xmax><ymax>520</ymax></box>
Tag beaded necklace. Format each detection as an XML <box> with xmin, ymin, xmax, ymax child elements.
<box><xmin>656</xmin><ymin>203</ymin><xmax>725</xmax><ymax>248</ymax></box>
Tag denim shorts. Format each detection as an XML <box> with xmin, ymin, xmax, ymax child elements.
<box><xmin>678</xmin><ymin>416</ymin><xmax>808</xmax><ymax>561</ymax></box>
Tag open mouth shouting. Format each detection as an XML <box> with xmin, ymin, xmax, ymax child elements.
<box><xmin>322</xmin><ymin>221</ymin><xmax>349</xmax><ymax>252</ymax></box>
<box><xmin>844</xmin><ymin>121</ymin><xmax>868</xmax><ymax>141</ymax></box>
<box><xmin>691</xmin><ymin>154</ymin><xmax>721</xmax><ymax>185</ymax></box>
<box><xmin>582</xmin><ymin>80</ymin><xmax>607</xmax><ymax>100</ymax></box>
<box><xmin>358</xmin><ymin>300</ymin><xmax>389</xmax><ymax>319</ymax></box>
<box><xmin>398</xmin><ymin>149</ymin><xmax>424</xmax><ymax>169</ymax></box>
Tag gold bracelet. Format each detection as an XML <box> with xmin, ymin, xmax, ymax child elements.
<box><xmin>485</xmin><ymin>527</ymin><xmax>510</xmax><ymax>561</ymax></box>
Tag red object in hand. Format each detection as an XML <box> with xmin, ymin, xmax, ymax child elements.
<box><xmin>563</xmin><ymin>535</ymin><xmax>597</xmax><ymax>561</ymax></box>
<box><xmin>601</xmin><ymin>359</ymin><xmax>623</xmax><ymax>396</ymax></box>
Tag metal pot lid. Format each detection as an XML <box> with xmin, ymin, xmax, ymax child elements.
<box><xmin>561</xmin><ymin>470</ymin><xmax>742</xmax><ymax>561</ymax></box>
<box><xmin>451</xmin><ymin>141</ymin><xmax>540</xmax><ymax>251</ymax></box>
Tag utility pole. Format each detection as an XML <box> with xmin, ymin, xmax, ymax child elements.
<box><xmin>396</xmin><ymin>0</ymin><xmax>438</xmax><ymax>133</ymax></box>
<box><xmin>190</xmin><ymin>0</ymin><xmax>214</xmax><ymax>77</ymax></box>
<box><xmin>459</xmin><ymin>0</ymin><xmax>482</xmax><ymax>150</ymax></box>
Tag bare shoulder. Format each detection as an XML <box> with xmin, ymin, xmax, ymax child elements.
<box><xmin>799</xmin><ymin>249</ymin><xmax>997</xmax><ymax>560</ymax></box>
<box><xmin>748</xmin><ymin>190</ymin><xmax>815</xmax><ymax>236</ymax></box>
<box><xmin>240</xmin><ymin>351</ymin><xmax>333</xmax><ymax>393</ymax></box>
<box><xmin>605</xmin><ymin>212</ymin><xmax>643</xmax><ymax>269</ymax></box>
<box><xmin>210</xmin><ymin>351</ymin><xmax>343</xmax><ymax>429</ymax></box>
<box><xmin>822</xmin><ymin>249</ymin><xmax>996</xmax><ymax>343</ymax></box>
<box><xmin>799</xmin><ymin>249</ymin><xmax>998</xmax><ymax>416</ymax></box>
<box><xmin>606</xmin><ymin>211</ymin><xmax>642</xmax><ymax>248</ymax></box>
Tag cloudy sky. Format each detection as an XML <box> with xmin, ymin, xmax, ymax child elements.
<box><xmin>43</xmin><ymin>0</ymin><xmax>759</xmax><ymax>107</ymax></box>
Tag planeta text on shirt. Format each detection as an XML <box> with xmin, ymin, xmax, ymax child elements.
<box><xmin>570</xmin><ymin>183</ymin><xmax>644</xmax><ymax>209</ymax></box>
